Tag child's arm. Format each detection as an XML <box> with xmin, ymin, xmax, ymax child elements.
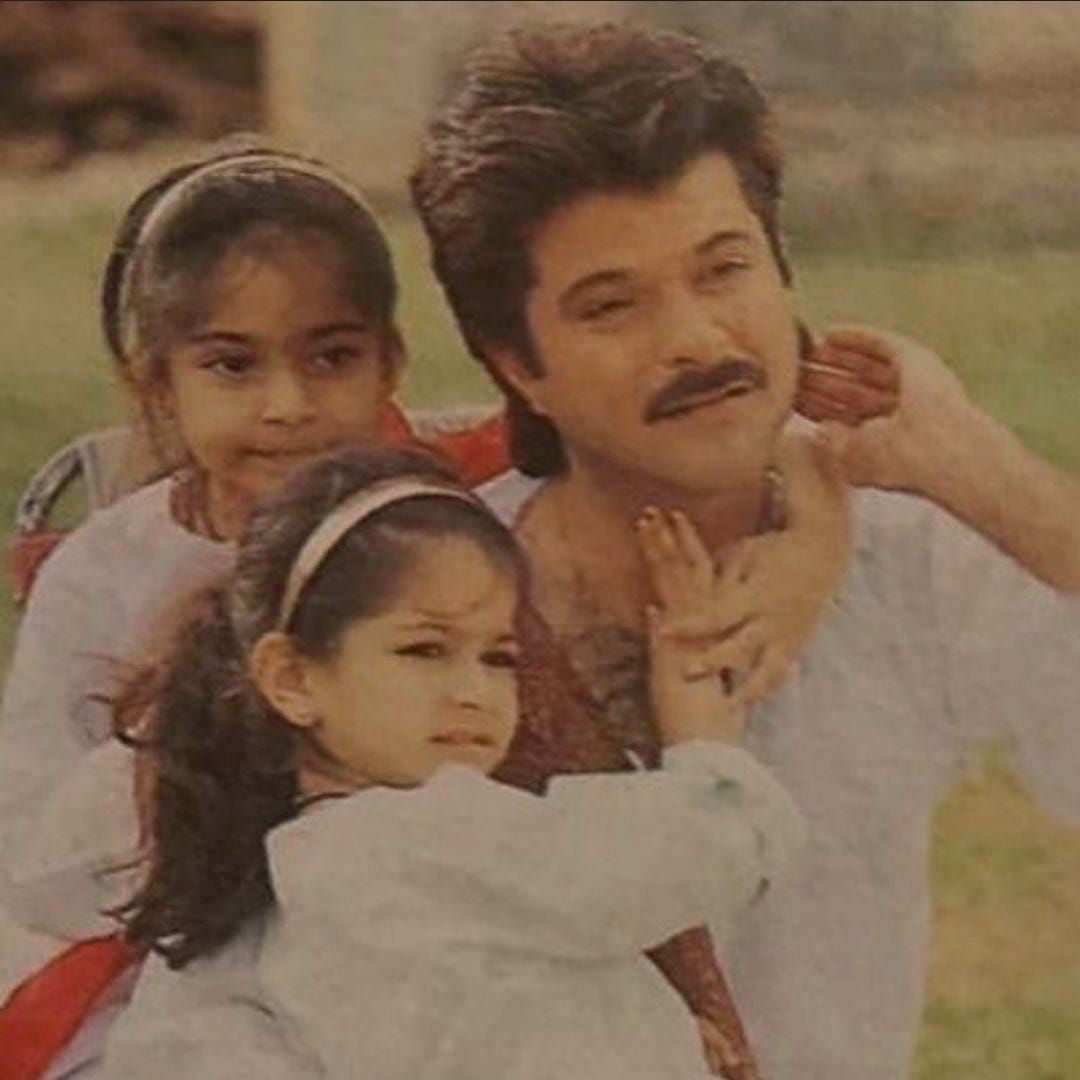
<box><xmin>261</xmin><ymin>754</ymin><xmax>801</xmax><ymax>1080</ymax></box>
<box><xmin>635</xmin><ymin>466</ymin><xmax>850</xmax><ymax>710</ymax></box>
<box><xmin>801</xmin><ymin>325</ymin><xmax>1080</xmax><ymax>592</ymax></box>
<box><xmin>268</xmin><ymin>744</ymin><xmax>801</xmax><ymax>963</ymax></box>
<box><xmin>636</xmin><ymin>507</ymin><xmax>749</xmax><ymax>747</ymax></box>
<box><xmin>0</xmin><ymin>539</ymin><xmax>139</xmax><ymax>936</ymax></box>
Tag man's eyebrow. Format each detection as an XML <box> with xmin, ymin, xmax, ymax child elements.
<box><xmin>556</xmin><ymin>230</ymin><xmax>757</xmax><ymax>309</ymax></box>
<box><xmin>695</xmin><ymin>229</ymin><xmax>755</xmax><ymax>257</ymax></box>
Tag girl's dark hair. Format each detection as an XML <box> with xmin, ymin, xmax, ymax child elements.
<box><xmin>117</xmin><ymin>445</ymin><xmax>524</xmax><ymax>967</ymax></box>
<box><xmin>102</xmin><ymin>143</ymin><xmax>399</xmax><ymax>465</ymax></box>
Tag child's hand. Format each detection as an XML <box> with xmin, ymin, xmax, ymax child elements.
<box><xmin>797</xmin><ymin>326</ymin><xmax>901</xmax><ymax>427</ymax></box>
<box><xmin>799</xmin><ymin>325</ymin><xmax>977</xmax><ymax>497</ymax></box>
<box><xmin>638</xmin><ymin>508</ymin><xmax>748</xmax><ymax>746</ymax></box>
<box><xmin>639</xmin><ymin>431</ymin><xmax>851</xmax><ymax>722</ymax></box>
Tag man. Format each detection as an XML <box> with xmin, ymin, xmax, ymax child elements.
<box><xmin>411</xmin><ymin>22</ymin><xmax>1080</xmax><ymax>1080</ymax></box>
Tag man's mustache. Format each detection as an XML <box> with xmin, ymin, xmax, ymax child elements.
<box><xmin>643</xmin><ymin>359</ymin><xmax>768</xmax><ymax>423</ymax></box>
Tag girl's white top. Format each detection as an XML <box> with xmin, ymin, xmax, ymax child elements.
<box><xmin>258</xmin><ymin>742</ymin><xmax>802</xmax><ymax>1080</ymax></box>
<box><xmin>0</xmin><ymin>479</ymin><xmax>232</xmax><ymax>992</ymax></box>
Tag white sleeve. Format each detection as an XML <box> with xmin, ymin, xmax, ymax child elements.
<box><xmin>0</xmin><ymin>534</ymin><xmax>138</xmax><ymax>937</ymax></box>
<box><xmin>269</xmin><ymin>743</ymin><xmax>803</xmax><ymax>963</ymax></box>
<box><xmin>930</xmin><ymin>506</ymin><xmax>1080</xmax><ymax>821</ymax></box>
<box><xmin>1</xmin><ymin>740</ymin><xmax>138</xmax><ymax>937</ymax></box>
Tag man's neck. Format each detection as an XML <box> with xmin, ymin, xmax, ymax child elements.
<box><xmin>517</xmin><ymin>458</ymin><xmax>773</xmax><ymax>631</ymax></box>
<box><xmin>563</xmin><ymin>460</ymin><xmax>768</xmax><ymax>550</ymax></box>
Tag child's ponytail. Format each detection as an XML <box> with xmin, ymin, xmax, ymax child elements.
<box><xmin>118</xmin><ymin>587</ymin><xmax>297</xmax><ymax>968</ymax></box>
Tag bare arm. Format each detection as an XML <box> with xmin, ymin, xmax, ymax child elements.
<box><xmin>803</xmin><ymin>325</ymin><xmax>1080</xmax><ymax>592</ymax></box>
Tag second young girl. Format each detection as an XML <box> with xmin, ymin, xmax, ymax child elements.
<box><xmin>100</xmin><ymin>445</ymin><xmax>801</xmax><ymax>1080</ymax></box>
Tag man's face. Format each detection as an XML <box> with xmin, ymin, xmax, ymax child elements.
<box><xmin>498</xmin><ymin>152</ymin><xmax>799</xmax><ymax>495</ymax></box>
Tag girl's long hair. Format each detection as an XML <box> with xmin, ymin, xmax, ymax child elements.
<box><xmin>116</xmin><ymin>445</ymin><xmax>523</xmax><ymax>968</ymax></box>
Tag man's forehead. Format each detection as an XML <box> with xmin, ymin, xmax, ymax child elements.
<box><xmin>526</xmin><ymin>152</ymin><xmax>762</xmax><ymax>288</ymax></box>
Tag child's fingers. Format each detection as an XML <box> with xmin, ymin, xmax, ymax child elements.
<box><xmin>807</xmin><ymin>346</ymin><xmax>901</xmax><ymax>395</ymax></box>
<box><xmin>669</xmin><ymin>509</ymin><xmax>715</xmax><ymax>585</ymax></box>
<box><xmin>795</xmin><ymin>387</ymin><xmax>861</xmax><ymax>425</ymax></box>
<box><xmin>798</xmin><ymin>370</ymin><xmax>898</xmax><ymax>420</ymax></box>
<box><xmin>677</xmin><ymin>618</ymin><xmax>762</xmax><ymax>682</ymax></box>
<box><xmin>736</xmin><ymin>644</ymin><xmax>797</xmax><ymax>705</ymax></box>
<box><xmin>658</xmin><ymin>594</ymin><xmax>756</xmax><ymax>645</ymax></box>
<box><xmin>717</xmin><ymin>539</ymin><xmax>754</xmax><ymax>590</ymax></box>
<box><xmin>820</xmin><ymin>324</ymin><xmax>904</xmax><ymax>366</ymax></box>
<box><xmin>808</xmin><ymin>342</ymin><xmax>899</xmax><ymax>393</ymax></box>
<box><xmin>637</xmin><ymin>509</ymin><xmax>687</xmax><ymax>607</ymax></box>
<box><xmin>819</xmin><ymin>337</ymin><xmax>901</xmax><ymax>386</ymax></box>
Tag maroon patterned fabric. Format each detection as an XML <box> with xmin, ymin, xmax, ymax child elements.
<box><xmin>493</xmin><ymin>602</ymin><xmax>759</xmax><ymax>1080</ymax></box>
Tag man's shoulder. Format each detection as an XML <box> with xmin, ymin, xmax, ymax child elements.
<box><xmin>848</xmin><ymin>487</ymin><xmax>1001</xmax><ymax>571</ymax></box>
<box><xmin>848</xmin><ymin>488</ymin><xmax>940</xmax><ymax>550</ymax></box>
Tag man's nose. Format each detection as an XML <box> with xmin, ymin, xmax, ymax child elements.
<box><xmin>654</xmin><ymin>287</ymin><xmax>732</xmax><ymax>367</ymax></box>
<box><xmin>261</xmin><ymin>363</ymin><xmax>317</xmax><ymax>424</ymax></box>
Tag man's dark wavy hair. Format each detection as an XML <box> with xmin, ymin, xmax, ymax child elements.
<box><xmin>411</xmin><ymin>22</ymin><xmax>789</xmax><ymax>477</ymax></box>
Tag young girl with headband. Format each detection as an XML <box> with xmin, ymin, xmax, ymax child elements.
<box><xmin>0</xmin><ymin>141</ymin><xmax>824</xmax><ymax>1080</ymax></box>
<box><xmin>98</xmin><ymin>444</ymin><xmax>801</xmax><ymax>1080</ymax></box>
<box><xmin>0</xmin><ymin>144</ymin><xmax>503</xmax><ymax>1078</ymax></box>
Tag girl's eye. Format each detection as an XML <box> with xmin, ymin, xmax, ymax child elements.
<box><xmin>482</xmin><ymin>647</ymin><xmax>520</xmax><ymax>671</ymax></box>
<box><xmin>395</xmin><ymin>641</ymin><xmax>446</xmax><ymax>660</ymax></box>
<box><xmin>203</xmin><ymin>353</ymin><xmax>255</xmax><ymax>378</ymax></box>
<box><xmin>310</xmin><ymin>343</ymin><xmax>364</xmax><ymax>373</ymax></box>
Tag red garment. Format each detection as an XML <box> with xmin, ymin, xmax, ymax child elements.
<box><xmin>4</xmin><ymin>403</ymin><xmax>508</xmax><ymax>612</ymax></box>
<box><xmin>379</xmin><ymin>400</ymin><xmax>509</xmax><ymax>489</ymax></box>
<box><xmin>0</xmin><ymin>937</ymin><xmax>136</xmax><ymax>1080</ymax></box>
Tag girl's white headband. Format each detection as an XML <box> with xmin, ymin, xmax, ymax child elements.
<box><xmin>276</xmin><ymin>478</ymin><xmax>483</xmax><ymax>632</ymax></box>
<box><xmin>118</xmin><ymin>152</ymin><xmax>378</xmax><ymax>357</ymax></box>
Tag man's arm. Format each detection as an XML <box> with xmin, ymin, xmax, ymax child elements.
<box><xmin>801</xmin><ymin>325</ymin><xmax>1080</xmax><ymax>591</ymax></box>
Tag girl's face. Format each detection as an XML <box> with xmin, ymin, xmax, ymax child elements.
<box><xmin>292</xmin><ymin>535</ymin><xmax>520</xmax><ymax>791</ymax></box>
<box><xmin>159</xmin><ymin>239</ymin><xmax>401</xmax><ymax>539</ymax></box>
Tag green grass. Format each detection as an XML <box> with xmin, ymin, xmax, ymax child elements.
<box><xmin>1</xmin><ymin>193</ymin><xmax>1078</xmax><ymax>1078</ymax></box>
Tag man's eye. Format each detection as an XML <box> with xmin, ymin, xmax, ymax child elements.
<box><xmin>698</xmin><ymin>259</ymin><xmax>748</xmax><ymax>287</ymax></box>
<box><xmin>396</xmin><ymin>641</ymin><xmax>445</xmax><ymax>660</ymax></box>
<box><xmin>579</xmin><ymin>296</ymin><xmax>634</xmax><ymax>323</ymax></box>
<box><xmin>482</xmin><ymin>647</ymin><xmax>520</xmax><ymax>671</ymax></box>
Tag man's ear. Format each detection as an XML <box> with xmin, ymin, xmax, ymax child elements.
<box><xmin>485</xmin><ymin>345</ymin><xmax>548</xmax><ymax>417</ymax></box>
<box><xmin>248</xmin><ymin>632</ymin><xmax>321</xmax><ymax>729</ymax></box>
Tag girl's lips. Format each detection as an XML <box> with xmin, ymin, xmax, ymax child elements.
<box><xmin>430</xmin><ymin>729</ymin><xmax>495</xmax><ymax>747</ymax></box>
<box><xmin>248</xmin><ymin>447</ymin><xmax>324</xmax><ymax>459</ymax></box>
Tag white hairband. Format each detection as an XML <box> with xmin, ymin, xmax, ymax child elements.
<box><xmin>276</xmin><ymin>478</ymin><xmax>483</xmax><ymax>632</ymax></box>
<box><xmin>117</xmin><ymin>151</ymin><xmax>378</xmax><ymax>357</ymax></box>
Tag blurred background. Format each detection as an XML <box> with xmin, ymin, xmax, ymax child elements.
<box><xmin>0</xmin><ymin>3</ymin><xmax>1078</xmax><ymax>1076</ymax></box>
